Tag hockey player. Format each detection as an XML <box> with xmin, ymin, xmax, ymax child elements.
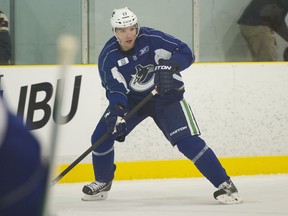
<box><xmin>0</xmin><ymin>98</ymin><xmax>48</xmax><ymax>215</ymax></box>
<box><xmin>0</xmin><ymin>10</ymin><xmax>12</xmax><ymax>65</ymax></box>
<box><xmin>82</xmin><ymin>7</ymin><xmax>242</xmax><ymax>204</ymax></box>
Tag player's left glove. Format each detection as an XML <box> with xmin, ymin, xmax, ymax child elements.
<box><xmin>154</xmin><ymin>59</ymin><xmax>180</xmax><ymax>96</ymax></box>
<box><xmin>105</xmin><ymin>104</ymin><xmax>128</xmax><ymax>142</ymax></box>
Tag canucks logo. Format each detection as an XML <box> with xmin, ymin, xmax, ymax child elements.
<box><xmin>130</xmin><ymin>64</ymin><xmax>155</xmax><ymax>92</ymax></box>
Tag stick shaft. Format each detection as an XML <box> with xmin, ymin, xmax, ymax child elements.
<box><xmin>51</xmin><ymin>89</ymin><xmax>157</xmax><ymax>186</ymax></box>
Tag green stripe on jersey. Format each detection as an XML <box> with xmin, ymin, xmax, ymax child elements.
<box><xmin>180</xmin><ymin>99</ymin><xmax>200</xmax><ymax>135</ymax></box>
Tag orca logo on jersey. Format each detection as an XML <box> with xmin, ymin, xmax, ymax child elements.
<box><xmin>130</xmin><ymin>64</ymin><xmax>155</xmax><ymax>92</ymax></box>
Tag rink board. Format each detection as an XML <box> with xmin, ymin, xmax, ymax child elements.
<box><xmin>55</xmin><ymin>155</ymin><xmax>288</xmax><ymax>183</ymax></box>
<box><xmin>1</xmin><ymin>63</ymin><xmax>288</xmax><ymax>183</ymax></box>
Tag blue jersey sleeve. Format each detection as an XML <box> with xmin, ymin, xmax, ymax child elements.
<box><xmin>169</xmin><ymin>39</ymin><xmax>195</xmax><ymax>71</ymax></box>
<box><xmin>98</xmin><ymin>46</ymin><xmax>129</xmax><ymax>107</ymax></box>
<box><xmin>147</xmin><ymin>28</ymin><xmax>194</xmax><ymax>71</ymax></box>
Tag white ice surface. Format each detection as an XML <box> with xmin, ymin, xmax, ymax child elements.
<box><xmin>48</xmin><ymin>174</ymin><xmax>288</xmax><ymax>216</ymax></box>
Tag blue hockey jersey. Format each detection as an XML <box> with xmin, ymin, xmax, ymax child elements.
<box><xmin>98</xmin><ymin>27</ymin><xmax>195</xmax><ymax>107</ymax></box>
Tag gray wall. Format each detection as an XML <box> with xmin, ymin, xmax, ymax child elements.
<box><xmin>0</xmin><ymin>0</ymin><xmax>9</xmax><ymax>15</ymax></box>
<box><xmin>14</xmin><ymin>0</ymin><xmax>82</xmax><ymax>64</ymax></box>
<box><xmin>199</xmin><ymin>0</ymin><xmax>251</xmax><ymax>62</ymax></box>
<box><xmin>1</xmin><ymin>0</ymin><xmax>287</xmax><ymax>64</ymax></box>
<box><xmin>90</xmin><ymin>0</ymin><xmax>193</xmax><ymax>64</ymax></box>
<box><xmin>199</xmin><ymin>0</ymin><xmax>288</xmax><ymax>62</ymax></box>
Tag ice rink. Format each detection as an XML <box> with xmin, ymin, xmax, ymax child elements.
<box><xmin>48</xmin><ymin>174</ymin><xmax>288</xmax><ymax>216</ymax></box>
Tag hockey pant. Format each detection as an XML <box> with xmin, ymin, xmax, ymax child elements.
<box><xmin>90</xmin><ymin>99</ymin><xmax>229</xmax><ymax>188</ymax></box>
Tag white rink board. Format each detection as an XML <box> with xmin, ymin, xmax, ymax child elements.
<box><xmin>0</xmin><ymin>63</ymin><xmax>288</xmax><ymax>164</ymax></box>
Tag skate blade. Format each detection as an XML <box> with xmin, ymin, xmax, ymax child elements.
<box><xmin>216</xmin><ymin>193</ymin><xmax>243</xmax><ymax>205</ymax></box>
<box><xmin>81</xmin><ymin>191</ymin><xmax>108</xmax><ymax>201</ymax></box>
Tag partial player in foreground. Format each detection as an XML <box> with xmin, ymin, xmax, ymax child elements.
<box><xmin>82</xmin><ymin>7</ymin><xmax>242</xmax><ymax>204</ymax></box>
<box><xmin>0</xmin><ymin>98</ymin><xmax>48</xmax><ymax>215</ymax></box>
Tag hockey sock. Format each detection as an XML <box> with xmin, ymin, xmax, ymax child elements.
<box><xmin>91</xmin><ymin>122</ymin><xmax>116</xmax><ymax>182</ymax></box>
<box><xmin>92</xmin><ymin>149</ymin><xmax>116</xmax><ymax>182</ymax></box>
<box><xmin>177</xmin><ymin>136</ymin><xmax>229</xmax><ymax>188</ymax></box>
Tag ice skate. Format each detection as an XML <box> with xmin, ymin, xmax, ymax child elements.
<box><xmin>81</xmin><ymin>180</ymin><xmax>112</xmax><ymax>201</ymax></box>
<box><xmin>213</xmin><ymin>178</ymin><xmax>242</xmax><ymax>204</ymax></box>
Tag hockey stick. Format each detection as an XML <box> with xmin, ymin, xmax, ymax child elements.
<box><xmin>41</xmin><ymin>35</ymin><xmax>79</xmax><ymax>216</ymax></box>
<box><xmin>50</xmin><ymin>88</ymin><xmax>158</xmax><ymax>186</ymax></box>
<box><xmin>48</xmin><ymin>35</ymin><xmax>79</xmax><ymax>172</ymax></box>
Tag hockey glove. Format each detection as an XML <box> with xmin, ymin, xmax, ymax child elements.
<box><xmin>154</xmin><ymin>59</ymin><xmax>180</xmax><ymax>96</ymax></box>
<box><xmin>105</xmin><ymin>104</ymin><xmax>128</xmax><ymax>141</ymax></box>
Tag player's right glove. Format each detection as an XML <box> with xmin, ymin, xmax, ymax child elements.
<box><xmin>105</xmin><ymin>104</ymin><xmax>128</xmax><ymax>142</ymax></box>
<box><xmin>154</xmin><ymin>59</ymin><xmax>180</xmax><ymax>96</ymax></box>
